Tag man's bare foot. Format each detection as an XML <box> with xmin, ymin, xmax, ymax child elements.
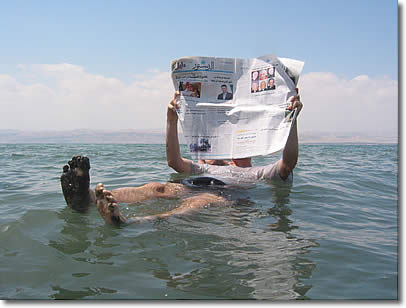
<box><xmin>96</xmin><ymin>183</ymin><xmax>128</xmax><ymax>225</ymax></box>
<box><xmin>60</xmin><ymin>156</ymin><xmax>95</xmax><ymax>212</ymax></box>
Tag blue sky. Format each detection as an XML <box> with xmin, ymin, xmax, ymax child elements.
<box><xmin>0</xmin><ymin>0</ymin><xmax>398</xmax><ymax>133</ymax></box>
<box><xmin>0</xmin><ymin>0</ymin><xmax>397</xmax><ymax>80</ymax></box>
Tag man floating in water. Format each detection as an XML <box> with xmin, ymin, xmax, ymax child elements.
<box><xmin>60</xmin><ymin>91</ymin><xmax>302</xmax><ymax>225</ymax></box>
<box><xmin>61</xmin><ymin>156</ymin><xmax>229</xmax><ymax>225</ymax></box>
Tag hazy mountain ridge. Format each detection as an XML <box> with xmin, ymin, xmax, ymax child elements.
<box><xmin>0</xmin><ymin>129</ymin><xmax>397</xmax><ymax>144</ymax></box>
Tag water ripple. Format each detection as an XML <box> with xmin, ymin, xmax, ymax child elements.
<box><xmin>0</xmin><ymin>143</ymin><xmax>398</xmax><ymax>299</ymax></box>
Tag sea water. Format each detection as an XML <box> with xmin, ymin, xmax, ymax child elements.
<box><xmin>0</xmin><ymin>144</ymin><xmax>398</xmax><ymax>300</ymax></box>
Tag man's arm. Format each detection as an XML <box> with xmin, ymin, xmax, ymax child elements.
<box><xmin>277</xmin><ymin>92</ymin><xmax>303</xmax><ymax>180</ymax></box>
<box><xmin>166</xmin><ymin>92</ymin><xmax>192</xmax><ymax>174</ymax></box>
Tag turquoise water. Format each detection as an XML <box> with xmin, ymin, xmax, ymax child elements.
<box><xmin>0</xmin><ymin>143</ymin><xmax>398</xmax><ymax>300</ymax></box>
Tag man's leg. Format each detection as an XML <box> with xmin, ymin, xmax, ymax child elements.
<box><xmin>155</xmin><ymin>192</ymin><xmax>229</xmax><ymax>217</ymax></box>
<box><xmin>61</xmin><ymin>156</ymin><xmax>188</xmax><ymax>211</ymax></box>
<box><xmin>111</xmin><ymin>182</ymin><xmax>188</xmax><ymax>204</ymax></box>
<box><xmin>96</xmin><ymin>183</ymin><xmax>229</xmax><ymax>225</ymax></box>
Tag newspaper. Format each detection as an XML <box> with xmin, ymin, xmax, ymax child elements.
<box><xmin>170</xmin><ymin>54</ymin><xmax>304</xmax><ymax>159</ymax></box>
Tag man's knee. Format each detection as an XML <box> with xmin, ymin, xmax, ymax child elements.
<box><xmin>144</xmin><ymin>182</ymin><xmax>166</xmax><ymax>194</ymax></box>
<box><xmin>146</xmin><ymin>182</ymin><xmax>183</xmax><ymax>196</ymax></box>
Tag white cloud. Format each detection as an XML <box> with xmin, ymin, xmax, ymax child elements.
<box><xmin>0</xmin><ymin>64</ymin><xmax>398</xmax><ymax>136</ymax></box>
<box><xmin>1</xmin><ymin>64</ymin><xmax>173</xmax><ymax>130</ymax></box>
<box><xmin>298</xmin><ymin>72</ymin><xmax>398</xmax><ymax>134</ymax></box>
<box><xmin>33</xmin><ymin>63</ymin><xmax>85</xmax><ymax>74</ymax></box>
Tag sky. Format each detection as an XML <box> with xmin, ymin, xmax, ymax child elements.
<box><xmin>0</xmin><ymin>0</ymin><xmax>399</xmax><ymax>135</ymax></box>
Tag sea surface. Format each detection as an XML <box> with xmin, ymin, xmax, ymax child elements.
<box><xmin>0</xmin><ymin>143</ymin><xmax>398</xmax><ymax>300</ymax></box>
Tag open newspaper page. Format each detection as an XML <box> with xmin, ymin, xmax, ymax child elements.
<box><xmin>170</xmin><ymin>55</ymin><xmax>304</xmax><ymax>160</ymax></box>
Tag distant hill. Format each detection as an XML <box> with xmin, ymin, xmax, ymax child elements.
<box><xmin>298</xmin><ymin>131</ymin><xmax>397</xmax><ymax>144</ymax></box>
<box><xmin>0</xmin><ymin>129</ymin><xmax>167</xmax><ymax>144</ymax></box>
<box><xmin>0</xmin><ymin>129</ymin><xmax>397</xmax><ymax>144</ymax></box>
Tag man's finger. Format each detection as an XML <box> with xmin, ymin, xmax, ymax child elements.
<box><xmin>168</xmin><ymin>103</ymin><xmax>177</xmax><ymax>110</ymax></box>
<box><xmin>169</xmin><ymin>101</ymin><xmax>179</xmax><ymax>110</ymax></box>
<box><xmin>294</xmin><ymin>101</ymin><xmax>303</xmax><ymax>111</ymax></box>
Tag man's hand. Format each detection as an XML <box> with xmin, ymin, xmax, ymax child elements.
<box><xmin>166</xmin><ymin>90</ymin><xmax>192</xmax><ymax>174</ymax></box>
<box><xmin>167</xmin><ymin>91</ymin><xmax>180</xmax><ymax>123</ymax></box>
<box><xmin>287</xmin><ymin>88</ymin><xmax>303</xmax><ymax>117</ymax></box>
<box><xmin>278</xmin><ymin>88</ymin><xmax>302</xmax><ymax>180</ymax></box>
